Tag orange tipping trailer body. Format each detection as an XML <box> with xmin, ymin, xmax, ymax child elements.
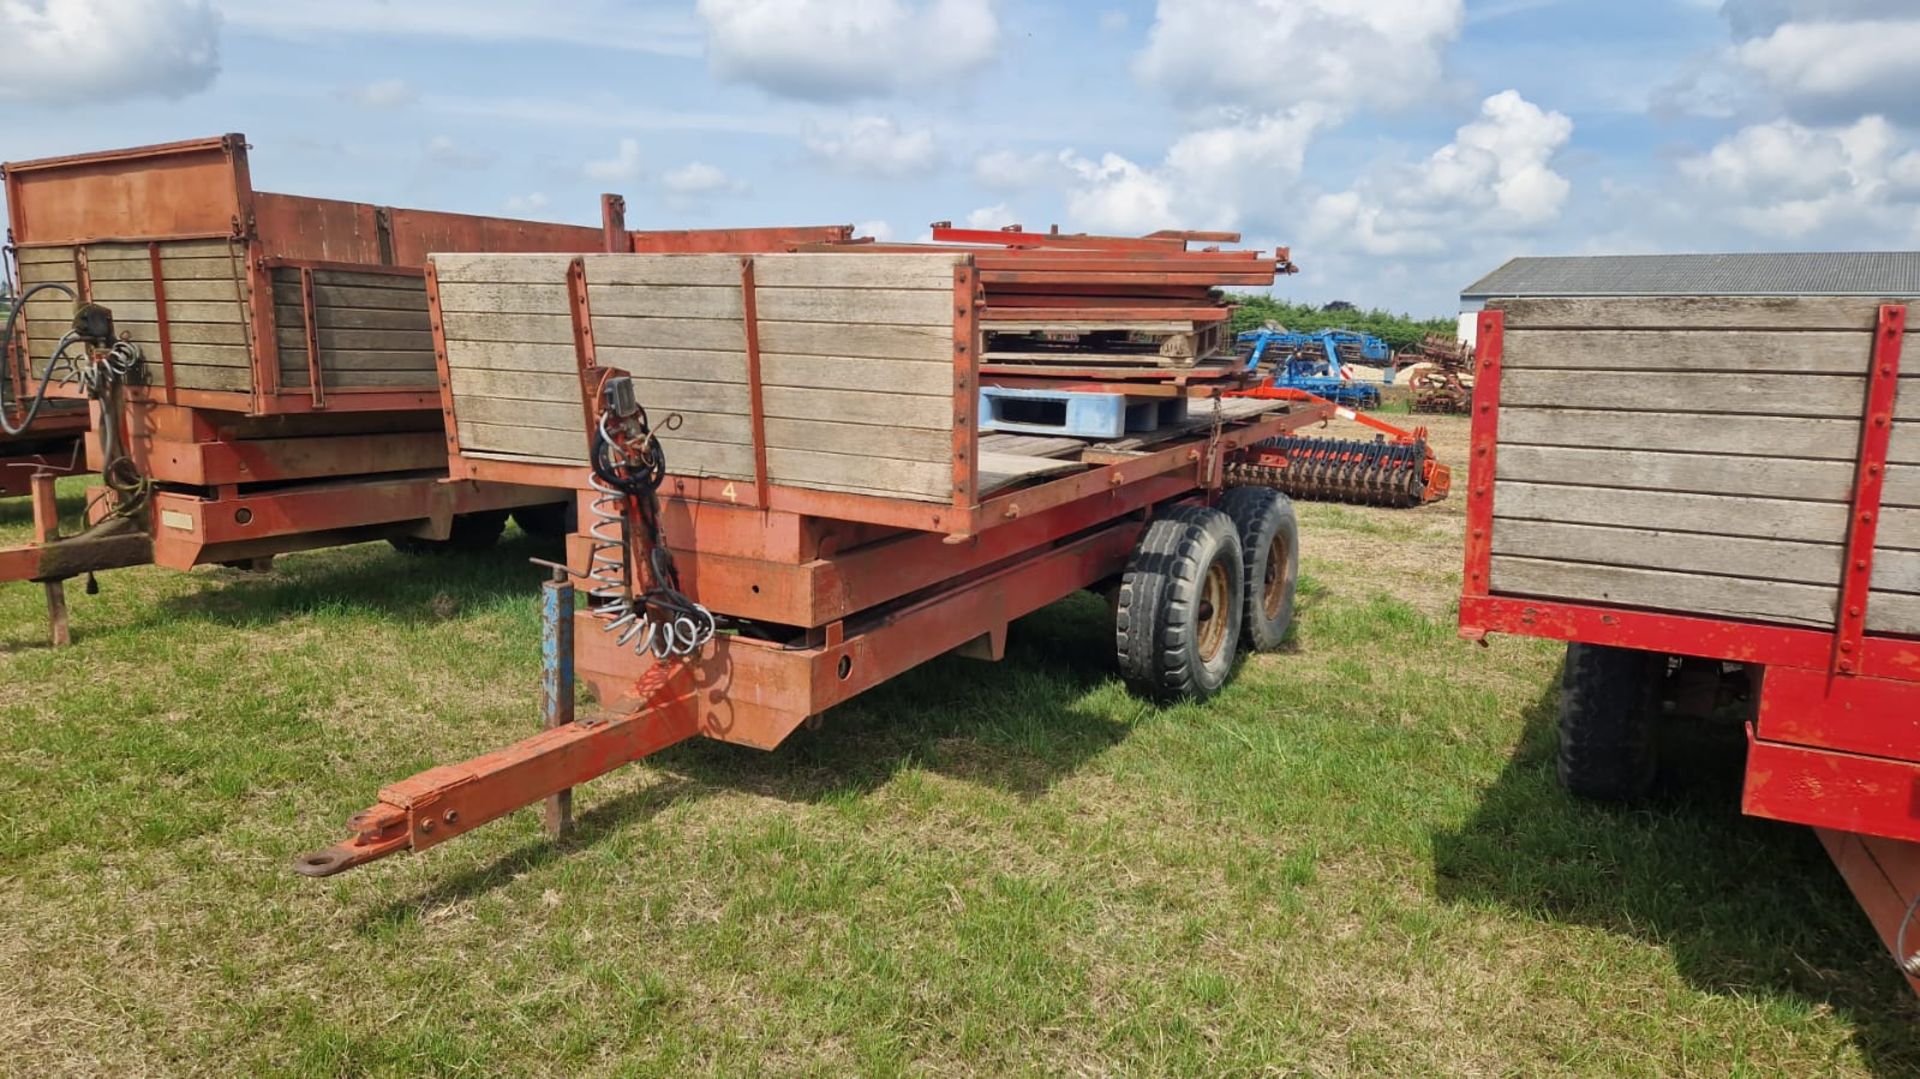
<box><xmin>297</xmin><ymin>245</ymin><xmax>1333</xmax><ymax>875</ymax></box>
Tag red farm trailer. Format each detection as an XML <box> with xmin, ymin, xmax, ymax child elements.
<box><xmin>1455</xmin><ymin>272</ymin><xmax>1920</xmax><ymax>993</ymax></box>
<box><xmin>0</xmin><ymin>136</ymin><xmax>857</xmax><ymax>644</ymax></box>
<box><xmin>295</xmin><ymin>242</ymin><xmax>1332</xmax><ymax>875</ymax></box>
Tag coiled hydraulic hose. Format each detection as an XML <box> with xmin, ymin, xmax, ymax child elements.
<box><xmin>585</xmin><ymin>389</ymin><xmax>715</xmax><ymax>659</ymax></box>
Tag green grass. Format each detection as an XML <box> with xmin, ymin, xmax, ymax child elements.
<box><xmin>2</xmin><ymin>469</ymin><xmax>1918</xmax><ymax>1076</ymax></box>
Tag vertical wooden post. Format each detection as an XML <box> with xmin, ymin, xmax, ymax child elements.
<box><xmin>541</xmin><ymin>566</ymin><xmax>576</xmax><ymax>839</ymax></box>
<box><xmin>30</xmin><ymin>472</ymin><xmax>68</xmax><ymax>647</ymax></box>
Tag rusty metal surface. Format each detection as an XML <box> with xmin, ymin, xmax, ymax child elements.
<box><xmin>4</xmin><ymin>135</ymin><xmax>244</xmax><ymax>246</ymax></box>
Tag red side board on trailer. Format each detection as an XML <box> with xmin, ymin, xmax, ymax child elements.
<box><xmin>1458</xmin><ymin>299</ymin><xmax>1920</xmax><ymax>994</ymax></box>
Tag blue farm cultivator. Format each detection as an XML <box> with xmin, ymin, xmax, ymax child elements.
<box><xmin>1237</xmin><ymin>328</ymin><xmax>1394</xmax><ymax>409</ymax></box>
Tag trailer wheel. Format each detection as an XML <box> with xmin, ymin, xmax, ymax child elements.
<box><xmin>389</xmin><ymin>509</ymin><xmax>510</xmax><ymax>556</ymax></box>
<box><xmin>1557</xmin><ymin>642</ymin><xmax>1664</xmax><ymax>802</ymax></box>
<box><xmin>1219</xmin><ymin>486</ymin><xmax>1299</xmax><ymax>651</ymax></box>
<box><xmin>1115</xmin><ymin>504</ymin><xmax>1244</xmax><ymax>701</ymax></box>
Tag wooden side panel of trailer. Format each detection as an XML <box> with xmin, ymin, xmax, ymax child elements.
<box><xmin>15</xmin><ymin>240</ymin><xmax>255</xmax><ymax>394</ymax></box>
<box><xmin>1486</xmin><ymin>295</ymin><xmax>1920</xmax><ymax>635</ymax></box>
<box><xmin>271</xmin><ymin>268</ymin><xmax>438</xmax><ymax>392</ymax></box>
<box><xmin>432</xmin><ymin>252</ymin><xmax>969</xmax><ymax>504</ymax></box>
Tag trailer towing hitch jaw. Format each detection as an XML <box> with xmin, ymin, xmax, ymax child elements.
<box><xmin>295</xmin><ymin>804</ymin><xmax>410</xmax><ymax>877</ymax></box>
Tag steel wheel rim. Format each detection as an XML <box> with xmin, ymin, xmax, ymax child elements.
<box><xmin>1261</xmin><ymin>533</ymin><xmax>1291</xmax><ymax>621</ymax></box>
<box><xmin>1197</xmin><ymin>557</ymin><xmax>1230</xmax><ymax>662</ymax></box>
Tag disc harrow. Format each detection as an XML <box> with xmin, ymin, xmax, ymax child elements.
<box><xmin>1226</xmin><ymin>434</ymin><xmax>1432</xmax><ymax>508</ymax></box>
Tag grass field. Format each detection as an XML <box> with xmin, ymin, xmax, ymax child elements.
<box><xmin>3</xmin><ymin>413</ymin><xmax>1918</xmax><ymax>1076</ymax></box>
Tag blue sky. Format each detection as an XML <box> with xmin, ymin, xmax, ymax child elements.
<box><xmin>4</xmin><ymin>0</ymin><xmax>1918</xmax><ymax>315</ymax></box>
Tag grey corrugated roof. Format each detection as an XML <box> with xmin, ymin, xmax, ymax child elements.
<box><xmin>1461</xmin><ymin>252</ymin><xmax>1920</xmax><ymax>301</ymax></box>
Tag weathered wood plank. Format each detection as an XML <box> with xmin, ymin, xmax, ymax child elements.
<box><xmin>1502</xmin><ymin>329</ymin><xmax>1873</xmax><ymax>373</ymax></box>
<box><xmin>754</xmin><ymin>253</ymin><xmax>964</xmax><ymax>290</ymax></box>
<box><xmin>277</xmin><ymin>349</ymin><xmax>435</xmax><ymax>372</ymax></box>
<box><xmin>761</xmin><ymin>354</ymin><xmax>950</xmax><ymax>395</ymax></box>
<box><xmin>589</xmin><ymin>315</ymin><xmax>745</xmax><ymax>353</ymax></box>
<box><xmin>586</xmin><ymin>284</ymin><xmax>743</xmax><ymax>321</ymax></box>
<box><xmin>312</xmin><ymin>270</ymin><xmax>425</xmax><ymax>292</ymax></box>
<box><xmin>1873</xmin><ymin>548</ymin><xmax>1920</xmax><ymax>595</ymax></box>
<box><xmin>768</xmin><ymin>448</ymin><xmax>950</xmax><ymax>501</ymax></box>
<box><xmin>152</xmin><ymin>256</ymin><xmax>245</xmax><ymax>281</ymax></box>
<box><xmin>1492</xmin><ymin>480</ymin><xmax>1851</xmax><ymax>544</ymax></box>
<box><xmin>580</xmin><ymin>254</ymin><xmax>743</xmax><ymax>287</ymax></box>
<box><xmin>762</xmin><ymin>386</ymin><xmax>950</xmax><ymax>428</ymax></box>
<box><xmin>762</xmin><ymin>417</ymin><xmax>951</xmax><ymax>460</ymax></box>
<box><xmin>441</xmin><ymin>312</ymin><xmax>574</xmax><ymax>345</ymax></box>
<box><xmin>444</xmin><ymin>339</ymin><xmax>582</xmax><ymax>374</ymax></box>
<box><xmin>1492</xmin><ymin>519</ymin><xmax>1842</xmax><ymax>587</ymax></box>
<box><xmin>433</xmin><ymin>282</ymin><xmax>572</xmax><ymax>316</ymax></box>
<box><xmin>978</xmin><ymin>452</ymin><xmax>1085</xmax><ymax>493</ymax></box>
<box><xmin>592</xmin><ymin>346</ymin><xmax>747</xmax><ymax>383</ymax></box>
<box><xmin>755</xmin><ymin>287</ymin><xmax>951</xmax><ymax>327</ymax></box>
<box><xmin>162</xmin><ymin>322</ymin><xmax>251</xmax><ymax>348</ymax></box>
<box><xmin>452</xmin><ymin>396</ymin><xmax>590</xmax><ymax>433</ymax></box>
<box><xmin>445</xmin><ymin>368</ymin><xmax>581</xmax><ymax>402</ymax></box>
<box><xmin>316</xmin><ymin>307</ymin><xmax>431</xmax><ymax>333</ymax></box>
<box><xmin>171</xmin><ymin>363</ymin><xmax>253</xmax><ymax>393</ymax></box>
<box><xmin>156</xmin><ymin>342</ymin><xmax>253</xmax><ymax>365</ymax></box>
<box><xmin>1501</xmin><ymin>370</ymin><xmax>1865</xmax><ymax>416</ymax></box>
<box><xmin>1870</xmin><ymin>592</ymin><xmax>1920</xmax><ymax>635</ymax></box>
<box><xmin>1498</xmin><ymin>444</ymin><xmax>1854</xmax><ymax>503</ymax></box>
<box><xmin>315</xmin><ymin>327</ymin><xmax>434</xmax><ymax>352</ymax></box>
<box><xmin>13</xmin><ymin>246</ymin><xmax>74</xmax><ymax>266</ymax></box>
<box><xmin>1490</xmin><ymin>555</ymin><xmax>1837</xmax><ymax>627</ymax></box>
<box><xmin>280</xmin><ymin>368</ymin><xmax>436</xmax><ymax>388</ymax></box>
<box><xmin>757</xmin><ymin>319</ymin><xmax>951</xmax><ymax>361</ymax></box>
<box><xmin>624</xmin><ymin>378</ymin><xmax>750</xmax><ymax>415</ymax></box>
<box><xmin>1492</xmin><ymin>296</ymin><xmax>1892</xmax><ymax>331</ymax></box>
<box><xmin>1498</xmin><ymin>406</ymin><xmax>1918</xmax><ymax>463</ymax></box>
<box><xmin>272</xmin><ymin>283</ymin><xmax>427</xmax><ymax>311</ymax></box>
<box><xmin>432</xmin><ymin>254</ymin><xmax>579</xmax><ymax>285</ymax></box>
<box><xmin>118</xmin><ymin>278</ymin><xmax>240</xmax><ymax>304</ymax></box>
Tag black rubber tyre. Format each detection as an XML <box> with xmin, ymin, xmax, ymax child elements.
<box><xmin>1114</xmin><ymin>504</ymin><xmax>1244</xmax><ymax>702</ymax></box>
<box><xmin>1219</xmin><ymin>486</ymin><xmax>1299</xmax><ymax>651</ymax></box>
<box><xmin>512</xmin><ymin>501</ymin><xmax>575</xmax><ymax>538</ymax></box>
<box><xmin>388</xmin><ymin>509</ymin><xmax>510</xmax><ymax>556</ymax></box>
<box><xmin>1557</xmin><ymin>642</ymin><xmax>1665</xmax><ymax>802</ymax></box>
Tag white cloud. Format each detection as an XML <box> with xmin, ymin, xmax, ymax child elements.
<box><xmin>0</xmin><ymin>0</ymin><xmax>220</xmax><ymax>104</ymax></box>
<box><xmin>346</xmin><ymin>78</ymin><xmax>417</xmax><ymax>109</ymax></box>
<box><xmin>1062</xmin><ymin>153</ymin><xmax>1180</xmax><ymax>234</ymax></box>
<box><xmin>1134</xmin><ymin>0</ymin><xmax>1464</xmax><ymax>113</ymax></box>
<box><xmin>1679</xmin><ymin>115</ymin><xmax>1920</xmax><ymax>239</ymax></box>
<box><xmin>661</xmin><ymin>162</ymin><xmax>745</xmax><ymax>197</ymax></box>
<box><xmin>696</xmin><ymin>0</ymin><xmax>997</xmax><ymax>100</ymax></box>
<box><xmin>1304</xmin><ymin>91</ymin><xmax>1574</xmax><ymax>256</ymax></box>
<box><xmin>1732</xmin><ymin>18</ymin><xmax>1920</xmax><ymax>123</ymax></box>
<box><xmin>973</xmin><ymin>148</ymin><xmax>1071</xmax><ymax>191</ymax></box>
<box><xmin>1099</xmin><ymin>9</ymin><xmax>1128</xmax><ymax>32</ymax></box>
<box><xmin>424</xmin><ymin>135</ymin><xmax>493</xmax><ymax>170</ymax></box>
<box><xmin>963</xmin><ymin>203</ymin><xmax>1018</xmax><ymax>230</ymax></box>
<box><xmin>506</xmin><ymin>192</ymin><xmax>550</xmax><ymax>212</ymax></box>
<box><xmin>856</xmin><ymin>219</ymin><xmax>895</xmax><ymax>241</ymax></box>
<box><xmin>585</xmin><ymin>138</ymin><xmax>645</xmax><ymax>183</ymax></box>
<box><xmin>218</xmin><ymin>0</ymin><xmax>701</xmax><ymax>56</ymax></box>
<box><xmin>1058</xmin><ymin>106</ymin><xmax>1336</xmax><ymax>234</ymax></box>
<box><xmin>805</xmin><ymin>116</ymin><xmax>938</xmax><ymax>177</ymax></box>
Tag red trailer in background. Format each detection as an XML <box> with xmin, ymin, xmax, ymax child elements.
<box><xmin>1458</xmin><ymin>293</ymin><xmax>1920</xmax><ymax>994</ymax></box>
<box><xmin>0</xmin><ymin>135</ymin><xmax>861</xmax><ymax>644</ymax></box>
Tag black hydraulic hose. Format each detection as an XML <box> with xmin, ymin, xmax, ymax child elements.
<box><xmin>1</xmin><ymin>281</ymin><xmax>80</xmax><ymax>436</ymax></box>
